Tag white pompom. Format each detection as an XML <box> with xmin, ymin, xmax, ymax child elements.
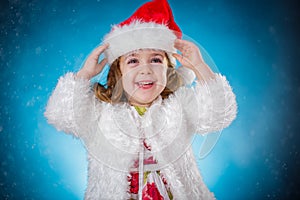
<box><xmin>177</xmin><ymin>66</ymin><xmax>196</xmax><ymax>85</ymax></box>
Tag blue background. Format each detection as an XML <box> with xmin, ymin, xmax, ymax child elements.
<box><xmin>0</xmin><ymin>0</ymin><xmax>299</xmax><ymax>199</ymax></box>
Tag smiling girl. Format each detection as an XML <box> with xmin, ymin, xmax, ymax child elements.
<box><xmin>45</xmin><ymin>0</ymin><xmax>237</xmax><ymax>199</ymax></box>
<box><xmin>118</xmin><ymin>49</ymin><xmax>170</xmax><ymax>106</ymax></box>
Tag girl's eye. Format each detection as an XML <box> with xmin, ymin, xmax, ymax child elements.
<box><xmin>151</xmin><ymin>57</ymin><xmax>162</xmax><ymax>63</ymax></box>
<box><xmin>127</xmin><ymin>58</ymin><xmax>139</xmax><ymax>65</ymax></box>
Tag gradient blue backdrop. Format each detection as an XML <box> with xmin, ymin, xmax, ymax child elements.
<box><xmin>1</xmin><ymin>0</ymin><xmax>299</xmax><ymax>199</ymax></box>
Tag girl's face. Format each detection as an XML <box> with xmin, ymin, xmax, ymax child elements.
<box><xmin>120</xmin><ymin>49</ymin><xmax>168</xmax><ymax>107</ymax></box>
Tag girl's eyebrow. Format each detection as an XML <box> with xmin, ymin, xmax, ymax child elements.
<box><xmin>124</xmin><ymin>52</ymin><xmax>164</xmax><ymax>59</ymax></box>
<box><xmin>151</xmin><ymin>53</ymin><xmax>164</xmax><ymax>57</ymax></box>
<box><xmin>125</xmin><ymin>53</ymin><xmax>138</xmax><ymax>58</ymax></box>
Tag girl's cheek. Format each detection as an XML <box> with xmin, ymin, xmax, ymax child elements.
<box><xmin>122</xmin><ymin>71</ymin><xmax>136</xmax><ymax>89</ymax></box>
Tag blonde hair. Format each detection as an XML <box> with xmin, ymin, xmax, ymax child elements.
<box><xmin>94</xmin><ymin>54</ymin><xmax>183</xmax><ymax>103</ymax></box>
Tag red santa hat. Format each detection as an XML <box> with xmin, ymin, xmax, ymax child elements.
<box><xmin>103</xmin><ymin>0</ymin><xmax>182</xmax><ymax>65</ymax></box>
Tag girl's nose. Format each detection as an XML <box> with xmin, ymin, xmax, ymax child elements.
<box><xmin>139</xmin><ymin>64</ymin><xmax>152</xmax><ymax>75</ymax></box>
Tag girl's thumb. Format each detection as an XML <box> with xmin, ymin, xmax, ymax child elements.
<box><xmin>172</xmin><ymin>53</ymin><xmax>183</xmax><ymax>64</ymax></box>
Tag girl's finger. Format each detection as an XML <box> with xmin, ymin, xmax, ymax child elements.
<box><xmin>173</xmin><ymin>53</ymin><xmax>194</xmax><ymax>68</ymax></box>
<box><xmin>172</xmin><ymin>53</ymin><xmax>187</xmax><ymax>66</ymax></box>
<box><xmin>174</xmin><ymin>39</ymin><xmax>192</xmax><ymax>53</ymax></box>
<box><xmin>94</xmin><ymin>58</ymin><xmax>108</xmax><ymax>75</ymax></box>
<box><xmin>96</xmin><ymin>58</ymin><xmax>108</xmax><ymax>69</ymax></box>
<box><xmin>91</xmin><ymin>43</ymin><xmax>109</xmax><ymax>58</ymax></box>
<box><xmin>174</xmin><ymin>39</ymin><xmax>196</xmax><ymax>50</ymax></box>
<box><xmin>174</xmin><ymin>39</ymin><xmax>185</xmax><ymax>51</ymax></box>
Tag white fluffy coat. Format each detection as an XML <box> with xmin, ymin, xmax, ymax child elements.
<box><xmin>44</xmin><ymin>73</ymin><xmax>237</xmax><ymax>199</ymax></box>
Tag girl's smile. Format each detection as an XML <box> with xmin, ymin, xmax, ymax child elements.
<box><xmin>136</xmin><ymin>80</ymin><xmax>155</xmax><ymax>89</ymax></box>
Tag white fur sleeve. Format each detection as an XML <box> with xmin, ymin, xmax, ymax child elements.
<box><xmin>44</xmin><ymin>73</ymin><xmax>95</xmax><ymax>137</ymax></box>
<box><xmin>175</xmin><ymin>73</ymin><xmax>237</xmax><ymax>134</ymax></box>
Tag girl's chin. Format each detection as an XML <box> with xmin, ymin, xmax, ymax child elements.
<box><xmin>125</xmin><ymin>87</ymin><xmax>165</xmax><ymax>106</ymax></box>
<box><xmin>128</xmin><ymin>95</ymin><xmax>158</xmax><ymax>107</ymax></box>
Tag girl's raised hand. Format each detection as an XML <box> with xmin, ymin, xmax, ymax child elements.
<box><xmin>173</xmin><ymin>39</ymin><xmax>204</xmax><ymax>69</ymax></box>
<box><xmin>173</xmin><ymin>39</ymin><xmax>215</xmax><ymax>81</ymax></box>
<box><xmin>77</xmin><ymin>43</ymin><xmax>109</xmax><ymax>80</ymax></box>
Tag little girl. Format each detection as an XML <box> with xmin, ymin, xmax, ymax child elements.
<box><xmin>45</xmin><ymin>0</ymin><xmax>237</xmax><ymax>199</ymax></box>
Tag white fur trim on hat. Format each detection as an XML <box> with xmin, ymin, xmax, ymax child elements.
<box><xmin>102</xmin><ymin>20</ymin><xmax>177</xmax><ymax>65</ymax></box>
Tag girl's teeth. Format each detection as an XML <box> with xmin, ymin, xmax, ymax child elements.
<box><xmin>139</xmin><ymin>82</ymin><xmax>152</xmax><ymax>86</ymax></box>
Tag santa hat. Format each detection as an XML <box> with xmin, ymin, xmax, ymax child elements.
<box><xmin>103</xmin><ymin>0</ymin><xmax>182</xmax><ymax>65</ymax></box>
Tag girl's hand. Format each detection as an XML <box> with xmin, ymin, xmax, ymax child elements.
<box><xmin>77</xmin><ymin>43</ymin><xmax>109</xmax><ymax>80</ymax></box>
<box><xmin>173</xmin><ymin>39</ymin><xmax>215</xmax><ymax>81</ymax></box>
